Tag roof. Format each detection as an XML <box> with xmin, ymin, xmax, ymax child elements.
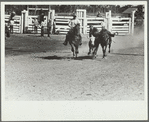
<box><xmin>122</xmin><ymin>8</ymin><xmax>138</xmax><ymax>14</ymax></box>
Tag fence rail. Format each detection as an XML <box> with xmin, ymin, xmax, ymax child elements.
<box><xmin>5</xmin><ymin>9</ymin><xmax>134</xmax><ymax>35</ymax></box>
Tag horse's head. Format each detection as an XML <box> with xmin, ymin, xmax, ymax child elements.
<box><xmin>74</xmin><ymin>23</ymin><xmax>80</xmax><ymax>35</ymax></box>
<box><xmin>89</xmin><ymin>35</ymin><xmax>95</xmax><ymax>46</ymax></box>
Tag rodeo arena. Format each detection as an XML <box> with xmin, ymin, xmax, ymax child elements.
<box><xmin>4</xmin><ymin>4</ymin><xmax>145</xmax><ymax>102</ymax></box>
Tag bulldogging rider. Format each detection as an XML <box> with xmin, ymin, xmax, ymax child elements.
<box><xmin>63</xmin><ymin>13</ymin><xmax>82</xmax><ymax>46</ymax></box>
<box><xmin>89</xmin><ymin>22</ymin><xmax>116</xmax><ymax>42</ymax></box>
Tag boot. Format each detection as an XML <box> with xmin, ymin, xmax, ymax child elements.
<box><xmin>63</xmin><ymin>41</ymin><xmax>67</xmax><ymax>46</ymax></box>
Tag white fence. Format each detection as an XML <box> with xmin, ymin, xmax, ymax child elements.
<box><xmin>5</xmin><ymin>9</ymin><xmax>135</xmax><ymax>35</ymax></box>
<box><xmin>5</xmin><ymin>15</ymin><xmax>21</xmax><ymax>33</ymax></box>
<box><xmin>86</xmin><ymin>17</ymin><xmax>106</xmax><ymax>33</ymax></box>
<box><xmin>111</xmin><ymin>17</ymin><xmax>131</xmax><ymax>35</ymax></box>
<box><xmin>54</xmin><ymin>16</ymin><xmax>72</xmax><ymax>34</ymax></box>
<box><xmin>27</xmin><ymin>15</ymin><xmax>47</xmax><ymax>33</ymax></box>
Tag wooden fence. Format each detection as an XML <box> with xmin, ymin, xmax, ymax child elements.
<box><xmin>111</xmin><ymin>17</ymin><xmax>131</xmax><ymax>35</ymax></box>
<box><xmin>5</xmin><ymin>15</ymin><xmax>21</xmax><ymax>33</ymax></box>
<box><xmin>5</xmin><ymin>9</ymin><xmax>135</xmax><ymax>35</ymax></box>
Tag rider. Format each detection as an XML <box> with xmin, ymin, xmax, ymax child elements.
<box><xmin>63</xmin><ymin>13</ymin><xmax>82</xmax><ymax>46</ymax></box>
<box><xmin>89</xmin><ymin>22</ymin><xmax>116</xmax><ymax>41</ymax></box>
<box><xmin>100</xmin><ymin>22</ymin><xmax>116</xmax><ymax>38</ymax></box>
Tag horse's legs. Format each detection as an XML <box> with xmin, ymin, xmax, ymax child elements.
<box><xmin>109</xmin><ymin>43</ymin><xmax>111</xmax><ymax>53</ymax></box>
<box><xmin>101</xmin><ymin>45</ymin><xmax>107</xmax><ymax>58</ymax></box>
<box><xmin>88</xmin><ymin>47</ymin><xmax>91</xmax><ymax>55</ymax></box>
<box><xmin>108</xmin><ymin>38</ymin><xmax>112</xmax><ymax>53</ymax></box>
<box><xmin>93</xmin><ymin>45</ymin><xmax>99</xmax><ymax>58</ymax></box>
<box><xmin>70</xmin><ymin>44</ymin><xmax>75</xmax><ymax>57</ymax></box>
<box><xmin>75</xmin><ymin>46</ymin><xmax>79</xmax><ymax>58</ymax></box>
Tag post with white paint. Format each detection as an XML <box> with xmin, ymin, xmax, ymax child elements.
<box><xmin>21</xmin><ymin>10</ymin><xmax>28</xmax><ymax>33</ymax></box>
<box><xmin>131</xmin><ymin>10</ymin><xmax>135</xmax><ymax>35</ymax></box>
<box><xmin>107</xmin><ymin>10</ymin><xmax>112</xmax><ymax>32</ymax></box>
<box><xmin>76</xmin><ymin>9</ymin><xmax>87</xmax><ymax>34</ymax></box>
<box><xmin>49</xmin><ymin>10</ymin><xmax>55</xmax><ymax>34</ymax></box>
<box><xmin>128</xmin><ymin>18</ymin><xmax>131</xmax><ymax>34</ymax></box>
<box><xmin>83</xmin><ymin>10</ymin><xmax>87</xmax><ymax>34</ymax></box>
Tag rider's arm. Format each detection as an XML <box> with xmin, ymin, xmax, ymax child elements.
<box><xmin>105</xmin><ymin>29</ymin><xmax>115</xmax><ymax>37</ymax></box>
<box><xmin>77</xmin><ymin>19</ymin><xmax>81</xmax><ymax>25</ymax></box>
<box><xmin>68</xmin><ymin>20</ymin><xmax>72</xmax><ymax>27</ymax></box>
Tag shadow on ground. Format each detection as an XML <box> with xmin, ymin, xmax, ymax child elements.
<box><xmin>111</xmin><ymin>53</ymin><xmax>144</xmax><ymax>56</ymax></box>
<box><xmin>37</xmin><ymin>55</ymin><xmax>94</xmax><ymax>60</ymax></box>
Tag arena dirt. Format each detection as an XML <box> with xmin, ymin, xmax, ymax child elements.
<box><xmin>5</xmin><ymin>26</ymin><xmax>145</xmax><ymax>101</ymax></box>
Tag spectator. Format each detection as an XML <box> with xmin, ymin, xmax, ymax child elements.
<box><xmin>47</xmin><ymin>19</ymin><xmax>52</xmax><ymax>37</ymax></box>
<box><xmin>52</xmin><ymin>19</ymin><xmax>56</xmax><ymax>34</ymax></box>
<box><xmin>41</xmin><ymin>20</ymin><xmax>45</xmax><ymax>37</ymax></box>
<box><xmin>5</xmin><ymin>23</ymin><xmax>10</xmax><ymax>37</ymax></box>
<box><xmin>34</xmin><ymin>18</ymin><xmax>39</xmax><ymax>34</ymax></box>
<box><xmin>10</xmin><ymin>19</ymin><xmax>14</xmax><ymax>34</ymax></box>
<box><xmin>97</xmin><ymin>11</ymin><xmax>101</xmax><ymax>17</ymax></box>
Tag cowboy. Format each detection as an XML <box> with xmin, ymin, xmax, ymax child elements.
<box><xmin>63</xmin><ymin>13</ymin><xmax>82</xmax><ymax>46</ymax></box>
<box><xmin>47</xmin><ymin>19</ymin><xmax>52</xmax><ymax>37</ymax></box>
<box><xmin>9</xmin><ymin>11</ymin><xmax>16</xmax><ymax>22</ymax></box>
<box><xmin>100</xmin><ymin>22</ymin><xmax>116</xmax><ymax>41</ymax></box>
<box><xmin>97</xmin><ymin>11</ymin><xmax>101</xmax><ymax>17</ymax></box>
<box><xmin>5</xmin><ymin>23</ymin><xmax>10</xmax><ymax>37</ymax></box>
<box><xmin>40</xmin><ymin>20</ymin><xmax>45</xmax><ymax>37</ymax></box>
<box><xmin>34</xmin><ymin>18</ymin><xmax>39</xmax><ymax>34</ymax></box>
<box><xmin>10</xmin><ymin>19</ymin><xmax>14</xmax><ymax>34</ymax></box>
<box><xmin>89</xmin><ymin>23</ymin><xmax>115</xmax><ymax>40</ymax></box>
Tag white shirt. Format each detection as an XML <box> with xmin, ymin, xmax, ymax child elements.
<box><xmin>10</xmin><ymin>20</ymin><xmax>14</xmax><ymax>25</ymax></box>
<box><xmin>34</xmin><ymin>19</ymin><xmax>38</xmax><ymax>26</ymax></box>
<box><xmin>68</xmin><ymin>18</ymin><xmax>80</xmax><ymax>28</ymax></box>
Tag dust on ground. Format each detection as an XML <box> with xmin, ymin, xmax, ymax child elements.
<box><xmin>5</xmin><ymin>26</ymin><xmax>145</xmax><ymax>101</ymax></box>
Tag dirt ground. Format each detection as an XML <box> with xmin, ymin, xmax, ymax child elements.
<box><xmin>5</xmin><ymin>26</ymin><xmax>145</xmax><ymax>101</ymax></box>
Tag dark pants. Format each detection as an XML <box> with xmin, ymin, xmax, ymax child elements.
<box><xmin>47</xmin><ymin>27</ymin><xmax>51</xmax><ymax>37</ymax></box>
<box><xmin>34</xmin><ymin>26</ymin><xmax>38</xmax><ymax>33</ymax></box>
<box><xmin>41</xmin><ymin>27</ymin><xmax>44</xmax><ymax>36</ymax></box>
<box><xmin>10</xmin><ymin>25</ymin><xmax>13</xmax><ymax>34</ymax></box>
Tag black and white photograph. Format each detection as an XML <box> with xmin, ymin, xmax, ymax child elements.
<box><xmin>1</xmin><ymin>1</ymin><xmax>148</xmax><ymax>121</ymax></box>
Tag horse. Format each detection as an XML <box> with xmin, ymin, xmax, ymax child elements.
<box><xmin>88</xmin><ymin>35</ymin><xmax>95</xmax><ymax>55</ymax></box>
<box><xmin>89</xmin><ymin>26</ymin><xmax>118</xmax><ymax>58</ymax></box>
<box><xmin>66</xmin><ymin>23</ymin><xmax>82</xmax><ymax>58</ymax></box>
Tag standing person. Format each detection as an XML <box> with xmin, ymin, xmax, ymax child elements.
<box><xmin>41</xmin><ymin>21</ymin><xmax>44</xmax><ymax>37</ymax></box>
<box><xmin>10</xmin><ymin>19</ymin><xmax>14</xmax><ymax>34</ymax></box>
<box><xmin>5</xmin><ymin>23</ymin><xmax>10</xmax><ymax>37</ymax></box>
<box><xmin>52</xmin><ymin>19</ymin><xmax>56</xmax><ymax>34</ymax></box>
<box><xmin>63</xmin><ymin>13</ymin><xmax>82</xmax><ymax>46</ymax></box>
<box><xmin>47</xmin><ymin>19</ymin><xmax>52</xmax><ymax>37</ymax></box>
<box><xmin>34</xmin><ymin>18</ymin><xmax>39</xmax><ymax>34</ymax></box>
<box><xmin>9</xmin><ymin>11</ymin><xmax>16</xmax><ymax>22</ymax></box>
<box><xmin>97</xmin><ymin>11</ymin><xmax>101</xmax><ymax>17</ymax></box>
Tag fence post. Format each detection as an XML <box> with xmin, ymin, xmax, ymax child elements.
<box><xmin>48</xmin><ymin>10</ymin><xmax>55</xmax><ymax>34</ymax></box>
<box><xmin>131</xmin><ymin>10</ymin><xmax>135</xmax><ymax>35</ymax></box>
<box><xmin>107</xmin><ymin>10</ymin><xmax>112</xmax><ymax>31</ymax></box>
<box><xmin>21</xmin><ymin>10</ymin><xmax>28</xmax><ymax>33</ymax></box>
<box><xmin>128</xmin><ymin>18</ymin><xmax>131</xmax><ymax>34</ymax></box>
<box><xmin>76</xmin><ymin>9</ymin><xmax>87</xmax><ymax>34</ymax></box>
<box><xmin>83</xmin><ymin>10</ymin><xmax>87</xmax><ymax>34</ymax></box>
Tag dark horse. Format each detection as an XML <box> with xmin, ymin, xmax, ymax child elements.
<box><xmin>65</xmin><ymin>23</ymin><xmax>82</xmax><ymax>58</ymax></box>
<box><xmin>89</xmin><ymin>27</ymin><xmax>118</xmax><ymax>58</ymax></box>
